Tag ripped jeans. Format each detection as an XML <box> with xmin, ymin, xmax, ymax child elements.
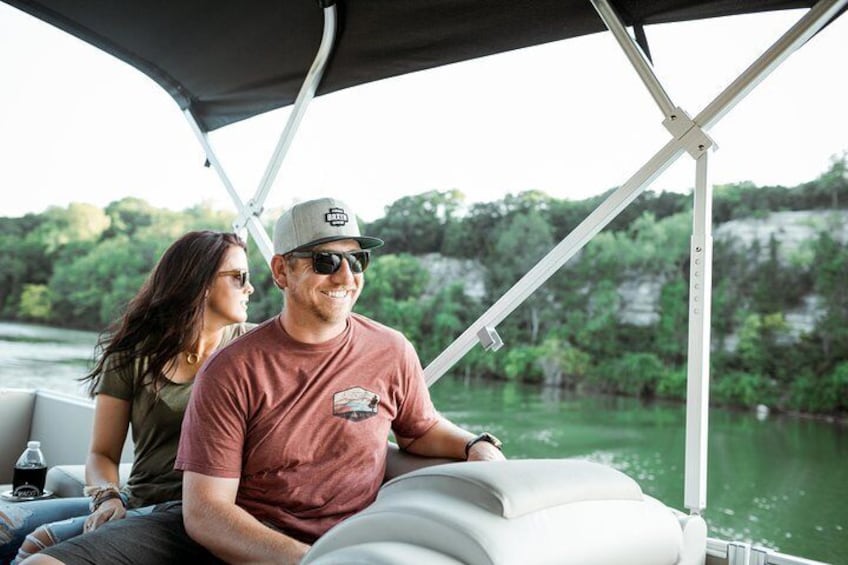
<box><xmin>0</xmin><ymin>496</ymin><xmax>153</xmax><ymax>564</ymax></box>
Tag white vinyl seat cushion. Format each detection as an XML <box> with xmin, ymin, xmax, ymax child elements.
<box><xmin>45</xmin><ymin>463</ymin><xmax>134</xmax><ymax>498</ymax></box>
<box><xmin>305</xmin><ymin>542</ymin><xmax>464</xmax><ymax>564</ymax></box>
<box><xmin>303</xmin><ymin>459</ymin><xmax>706</xmax><ymax>565</ymax></box>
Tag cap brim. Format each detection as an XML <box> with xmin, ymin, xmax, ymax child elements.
<box><xmin>292</xmin><ymin>236</ymin><xmax>384</xmax><ymax>253</ymax></box>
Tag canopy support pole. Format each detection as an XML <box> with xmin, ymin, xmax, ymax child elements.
<box><xmin>593</xmin><ymin>0</ymin><xmax>715</xmax><ymax>515</ymax></box>
<box><xmin>685</xmin><ymin>151</ymin><xmax>713</xmax><ymax>514</ymax></box>
<box><xmin>424</xmin><ymin>0</ymin><xmax>846</xmax><ymax>388</ymax></box>
<box><xmin>183</xmin><ymin>113</ymin><xmax>274</xmax><ymax>260</ymax></box>
<box><xmin>183</xmin><ymin>3</ymin><xmax>338</xmax><ymax>264</ymax></box>
<box><xmin>589</xmin><ymin>0</ymin><xmax>675</xmax><ymax>119</ymax></box>
<box><xmin>424</xmin><ymin>137</ymin><xmax>687</xmax><ymax>385</ymax></box>
<box><xmin>247</xmin><ymin>3</ymin><xmax>338</xmax><ymax>231</ymax></box>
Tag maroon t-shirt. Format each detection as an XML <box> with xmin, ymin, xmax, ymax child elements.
<box><xmin>175</xmin><ymin>314</ymin><xmax>439</xmax><ymax>542</ymax></box>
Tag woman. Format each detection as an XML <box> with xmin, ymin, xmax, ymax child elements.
<box><xmin>0</xmin><ymin>230</ymin><xmax>254</xmax><ymax>563</ymax></box>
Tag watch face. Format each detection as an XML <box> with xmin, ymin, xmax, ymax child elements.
<box><xmin>481</xmin><ymin>432</ymin><xmax>503</xmax><ymax>449</ymax></box>
<box><xmin>466</xmin><ymin>432</ymin><xmax>503</xmax><ymax>458</ymax></box>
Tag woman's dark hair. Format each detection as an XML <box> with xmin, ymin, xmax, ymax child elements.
<box><xmin>81</xmin><ymin>230</ymin><xmax>246</xmax><ymax>396</ymax></box>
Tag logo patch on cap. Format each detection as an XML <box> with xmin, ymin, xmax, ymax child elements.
<box><xmin>325</xmin><ymin>207</ymin><xmax>349</xmax><ymax>227</ymax></box>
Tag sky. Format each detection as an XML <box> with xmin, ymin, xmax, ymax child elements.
<box><xmin>1</xmin><ymin>5</ymin><xmax>846</xmax><ymax>222</ymax></box>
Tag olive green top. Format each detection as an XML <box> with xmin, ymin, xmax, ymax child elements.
<box><xmin>95</xmin><ymin>323</ymin><xmax>253</xmax><ymax>508</ymax></box>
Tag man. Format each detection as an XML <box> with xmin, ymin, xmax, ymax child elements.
<box><xmin>30</xmin><ymin>197</ymin><xmax>504</xmax><ymax>565</ymax></box>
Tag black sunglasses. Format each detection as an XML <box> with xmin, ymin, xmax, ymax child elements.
<box><xmin>217</xmin><ymin>269</ymin><xmax>250</xmax><ymax>288</ymax></box>
<box><xmin>289</xmin><ymin>250</ymin><xmax>371</xmax><ymax>275</ymax></box>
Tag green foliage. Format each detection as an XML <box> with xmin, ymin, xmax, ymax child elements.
<box><xmin>817</xmin><ymin>361</ymin><xmax>848</xmax><ymax>412</ymax></box>
<box><xmin>242</xmin><ymin>236</ymin><xmax>279</xmax><ymax>324</ymax></box>
<box><xmin>356</xmin><ymin>254</ymin><xmax>429</xmax><ymax>347</ymax></box>
<box><xmin>417</xmin><ymin>283</ymin><xmax>483</xmax><ymax>365</ymax></box>
<box><xmin>656</xmin><ymin>366</ymin><xmax>687</xmax><ymax>400</ymax></box>
<box><xmin>712</xmin><ymin>370</ymin><xmax>777</xmax><ymax>408</ymax></box>
<box><xmin>18</xmin><ymin>284</ymin><xmax>52</xmax><ymax>321</ymax></box>
<box><xmin>575</xmin><ymin>280</ymin><xmax>620</xmax><ymax>358</ymax></box>
<box><xmin>28</xmin><ymin>203</ymin><xmax>110</xmax><ymax>253</ymax></box>
<box><xmin>1</xmin><ymin>200</ymin><xmax>240</xmax><ymax>329</ymax></box>
<box><xmin>590</xmin><ymin>353</ymin><xmax>666</xmax><ymax>398</ymax></box>
<box><xmin>656</xmin><ymin>279</ymin><xmax>688</xmax><ymax>364</ymax></box>
<box><xmin>796</xmin><ymin>152</ymin><xmax>847</xmax><ymax>209</ymax></box>
<box><xmin>2</xmin><ymin>156</ymin><xmax>847</xmax><ymax>416</ymax></box>
<box><xmin>503</xmin><ymin>346</ymin><xmax>545</xmax><ymax>383</ymax></box>
<box><xmin>103</xmin><ymin>198</ymin><xmax>159</xmax><ymax>238</ymax></box>
<box><xmin>536</xmin><ymin>338</ymin><xmax>592</xmax><ymax>388</ymax></box>
<box><xmin>48</xmin><ymin>233</ymin><xmax>167</xmax><ymax>328</ymax></box>
<box><xmin>443</xmin><ymin>200</ymin><xmax>505</xmax><ymax>259</ymax></box>
<box><xmin>487</xmin><ymin>211</ymin><xmax>555</xmax><ymax>344</ymax></box>
<box><xmin>788</xmin><ymin>362</ymin><xmax>848</xmax><ymax>413</ymax></box>
<box><xmin>0</xmin><ymin>217</ymin><xmax>50</xmax><ymax>317</ymax></box>
<box><xmin>735</xmin><ymin>313</ymin><xmax>792</xmax><ymax>381</ymax></box>
<box><xmin>809</xmin><ymin>232</ymin><xmax>848</xmax><ymax>368</ymax></box>
<box><xmin>359</xmin><ymin>254</ymin><xmax>428</xmax><ymax>304</ymax></box>
<box><xmin>712</xmin><ymin>154</ymin><xmax>848</xmax><ymax>222</ymax></box>
<box><xmin>366</xmin><ymin>190</ymin><xmax>464</xmax><ymax>255</ymax></box>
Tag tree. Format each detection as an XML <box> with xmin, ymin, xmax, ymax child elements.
<box><xmin>656</xmin><ymin>278</ymin><xmax>688</xmax><ymax>365</ymax></box>
<box><xmin>575</xmin><ymin>279</ymin><xmax>621</xmax><ymax>359</ymax></box>
<box><xmin>18</xmin><ymin>284</ymin><xmax>51</xmax><ymax>321</ymax></box>
<box><xmin>417</xmin><ymin>283</ymin><xmax>482</xmax><ymax>365</ymax></box>
<box><xmin>0</xmin><ymin>215</ymin><xmax>50</xmax><ymax>317</ymax></box>
<box><xmin>488</xmin><ymin>211</ymin><xmax>554</xmax><ymax>344</ymax></box>
<box><xmin>367</xmin><ymin>190</ymin><xmax>464</xmax><ymax>255</ymax></box>
<box><xmin>103</xmin><ymin>197</ymin><xmax>160</xmax><ymax>238</ymax></box>
<box><xmin>28</xmin><ymin>203</ymin><xmax>110</xmax><ymax>254</ymax></box>
<box><xmin>800</xmin><ymin>153</ymin><xmax>847</xmax><ymax>209</ymax></box>
<box><xmin>48</xmin><ymin>232</ymin><xmax>170</xmax><ymax>328</ymax></box>
<box><xmin>810</xmin><ymin>233</ymin><xmax>848</xmax><ymax>366</ymax></box>
<box><xmin>356</xmin><ymin>254</ymin><xmax>430</xmax><ymax>346</ymax></box>
<box><xmin>443</xmin><ymin>199</ymin><xmax>507</xmax><ymax>259</ymax></box>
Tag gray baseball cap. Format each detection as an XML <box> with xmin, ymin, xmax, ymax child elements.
<box><xmin>273</xmin><ymin>197</ymin><xmax>384</xmax><ymax>255</ymax></box>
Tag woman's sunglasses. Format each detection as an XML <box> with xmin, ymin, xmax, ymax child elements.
<box><xmin>217</xmin><ymin>269</ymin><xmax>250</xmax><ymax>288</ymax></box>
<box><xmin>289</xmin><ymin>250</ymin><xmax>371</xmax><ymax>275</ymax></box>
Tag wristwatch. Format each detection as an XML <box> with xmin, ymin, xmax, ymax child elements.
<box><xmin>465</xmin><ymin>432</ymin><xmax>503</xmax><ymax>459</ymax></box>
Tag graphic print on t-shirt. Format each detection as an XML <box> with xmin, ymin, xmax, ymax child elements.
<box><xmin>333</xmin><ymin>386</ymin><xmax>380</xmax><ymax>422</ymax></box>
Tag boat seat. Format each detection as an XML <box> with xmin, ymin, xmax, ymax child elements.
<box><xmin>40</xmin><ymin>443</ymin><xmax>445</xmax><ymax>500</ymax></box>
<box><xmin>383</xmin><ymin>441</ymin><xmax>457</xmax><ymax>481</ymax></box>
<box><xmin>45</xmin><ymin>463</ymin><xmax>134</xmax><ymax>498</ymax></box>
<box><xmin>0</xmin><ymin>388</ymin><xmax>133</xmax><ymax>496</ymax></box>
<box><xmin>303</xmin><ymin>459</ymin><xmax>706</xmax><ymax>565</ymax></box>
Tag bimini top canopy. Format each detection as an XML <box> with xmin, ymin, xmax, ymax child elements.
<box><xmin>4</xmin><ymin>0</ymin><xmax>842</xmax><ymax>132</ymax></box>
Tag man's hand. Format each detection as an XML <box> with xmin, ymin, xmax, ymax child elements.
<box><xmin>84</xmin><ymin>497</ymin><xmax>127</xmax><ymax>532</ymax></box>
<box><xmin>467</xmin><ymin>441</ymin><xmax>506</xmax><ymax>462</ymax></box>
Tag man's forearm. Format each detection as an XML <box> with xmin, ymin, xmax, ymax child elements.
<box><xmin>400</xmin><ymin>418</ymin><xmax>474</xmax><ymax>459</ymax></box>
<box><xmin>400</xmin><ymin>418</ymin><xmax>506</xmax><ymax>462</ymax></box>
<box><xmin>184</xmin><ymin>498</ymin><xmax>310</xmax><ymax>564</ymax></box>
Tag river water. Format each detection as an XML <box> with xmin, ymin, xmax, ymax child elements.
<box><xmin>1</xmin><ymin>321</ymin><xmax>845</xmax><ymax>563</ymax></box>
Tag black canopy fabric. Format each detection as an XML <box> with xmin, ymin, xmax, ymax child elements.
<box><xmin>3</xmin><ymin>1</ymin><xmax>837</xmax><ymax>132</ymax></box>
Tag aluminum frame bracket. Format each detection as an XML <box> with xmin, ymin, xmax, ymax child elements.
<box><xmin>663</xmin><ymin>108</ymin><xmax>715</xmax><ymax>159</ymax></box>
<box><xmin>477</xmin><ymin>326</ymin><xmax>504</xmax><ymax>352</ymax></box>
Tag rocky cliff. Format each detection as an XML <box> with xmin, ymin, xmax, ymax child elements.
<box><xmin>418</xmin><ymin>209</ymin><xmax>846</xmax><ymax>347</ymax></box>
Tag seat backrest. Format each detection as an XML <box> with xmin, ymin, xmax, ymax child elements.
<box><xmin>0</xmin><ymin>388</ymin><xmax>36</xmax><ymax>483</ymax></box>
<box><xmin>0</xmin><ymin>388</ymin><xmax>134</xmax><ymax>486</ymax></box>
<box><xmin>29</xmin><ymin>389</ymin><xmax>98</xmax><ymax>468</ymax></box>
<box><xmin>29</xmin><ymin>389</ymin><xmax>133</xmax><ymax>467</ymax></box>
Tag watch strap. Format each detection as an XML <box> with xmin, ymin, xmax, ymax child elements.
<box><xmin>464</xmin><ymin>432</ymin><xmax>503</xmax><ymax>459</ymax></box>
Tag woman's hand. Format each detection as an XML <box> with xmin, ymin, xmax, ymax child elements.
<box><xmin>84</xmin><ymin>497</ymin><xmax>127</xmax><ymax>532</ymax></box>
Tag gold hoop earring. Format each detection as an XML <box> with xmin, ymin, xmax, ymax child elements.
<box><xmin>185</xmin><ymin>352</ymin><xmax>199</xmax><ymax>365</ymax></box>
